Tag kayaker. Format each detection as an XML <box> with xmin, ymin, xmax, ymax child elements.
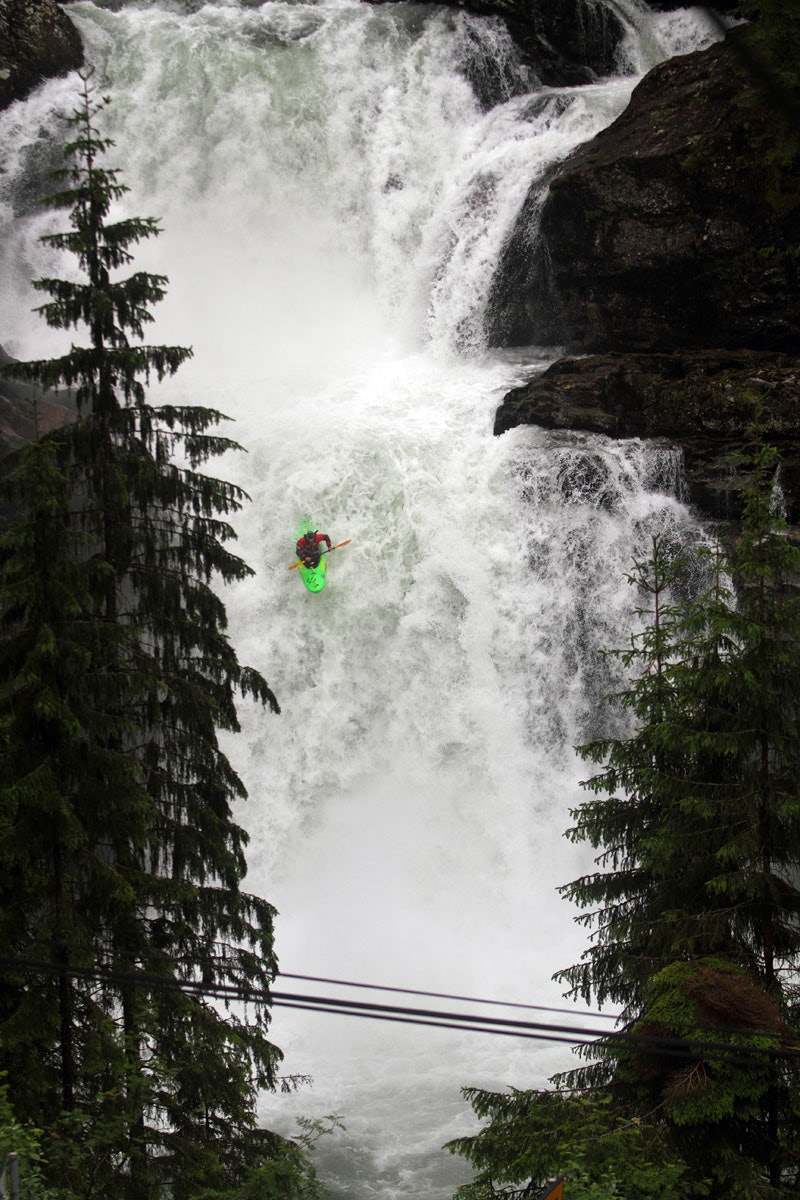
<box><xmin>296</xmin><ymin>528</ymin><xmax>332</xmax><ymax>569</ymax></box>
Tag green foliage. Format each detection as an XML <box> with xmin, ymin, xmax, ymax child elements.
<box><xmin>736</xmin><ymin>0</ymin><xmax>800</xmax><ymax>78</ymax></box>
<box><xmin>585</xmin><ymin>958</ymin><xmax>798</xmax><ymax>1198</ymax></box>
<box><xmin>557</xmin><ymin>405</ymin><xmax>800</xmax><ymax>1191</ymax></box>
<box><xmin>678</xmin><ymin>0</ymin><xmax>800</xmax><ymax>220</ymax></box>
<box><xmin>0</xmin><ymin>1075</ymin><xmax>55</xmax><ymax>1200</ymax></box>
<box><xmin>204</xmin><ymin>1115</ymin><xmax>345</xmax><ymax>1200</ymax></box>
<box><xmin>0</xmin><ymin>1081</ymin><xmax>334</xmax><ymax>1200</ymax></box>
<box><xmin>618</xmin><ymin>961</ymin><xmax>785</xmax><ymax>1126</ymax></box>
<box><xmin>731</xmin><ymin>0</ymin><xmax>800</xmax><ymax>204</ymax></box>
<box><xmin>447</xmin><ymin>1087</ymin><xmax>708</xmax><ymax>1200</ymax></box>
<box><xmin>558</xmin><ymin>409</ymin><xmax>800</xmax><ymax>1017</ymax></box>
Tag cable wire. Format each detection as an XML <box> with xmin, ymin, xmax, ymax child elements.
<box><xmin>1</xmin><ymin>955</ymin><xmax>797</xmax><ymax>1069</ymax></box>
<box><xmin>277</xmin><ymin>971</ymin><xmax>619</xmax><ymax>1021</ymax></box>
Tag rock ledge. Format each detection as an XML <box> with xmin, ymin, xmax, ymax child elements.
<box><xmin>496</xmin><ymin>350</ymin><xmax>800</xmax><ymax>521</ymax></box>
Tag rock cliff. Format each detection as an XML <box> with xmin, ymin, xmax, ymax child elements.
<box><xmin>0</xmin><ymin>0</ymin><xmax>83</xmax><ymax>110</ymax></box>
<box><xmin>489</xmin><ymin>36</ymin><xmax>799</xmax><ymax>355</ymax></box>
<box><xmin>487</xmin><ymin>13</ymin><xmax>800</xmax><ymax>522</ymax></box>
<box><xmin>495</xmin><ymin>350</ymin><xmax>800</xmax><ymax>522</ymax></box>
<box><xmin>380</xmin><ymin>1</ymin><xmax>800</xmax><ymax>524</ymax></box>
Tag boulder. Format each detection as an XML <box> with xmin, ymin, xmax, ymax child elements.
<box><xmin>0</xmin><ymin>0</ymin><xmax>83</xmax><ymax>111</ymax></box>
<box><xmin>488</xmin><ymin>19</ymin><xmax>800</xmax><ymax>523</ymax></box>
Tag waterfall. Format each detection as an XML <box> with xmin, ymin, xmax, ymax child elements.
<box><xmin>0</xmin><ymin>2</ymin><xmax>723</xmax><ymax>1195</ymax></box>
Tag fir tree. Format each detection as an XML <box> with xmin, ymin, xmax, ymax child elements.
<box><xmin>450</xmin><ymin>409</ymin><xmax>800</xmax><ymax>1197</ymax></box>
<box><xmin>446</xmin><ymin>1084</ymin><xmax>708</xmax><ymax>1200</ymax></box>
<box><xmin>0</xmin><ymin>72</ymin><xmax>283</xmax><ymax>1199</ymax></box>
<box><xmin>553</xmin><ymin>535</ymin><xmax>701</xmax><ymax>1018</ymax></box>
<box><xmin>554</xmin><ymin>416</ymin><xmax>800</xmax><ymax>1191</ymax></box>
<box><xmin>0</xmin><ymin>407</ymin><xmax>127</xmax><ymax>1118</ymax></box>
<box><xmin>559</xmin><ymin>416</ymin><xmax>800</xmax><ymax>996</ymax></box>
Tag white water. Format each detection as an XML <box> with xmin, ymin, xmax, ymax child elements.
<box><xmin>0</xmin><ymin>2</ymin><xmax>722</xmax><ymax>1194</ymax></box>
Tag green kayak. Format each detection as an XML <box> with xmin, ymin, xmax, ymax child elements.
<box><xmin>295</xmin><ymin>522</ymin><xmax>328</xmax><ymax>593</ymax></box>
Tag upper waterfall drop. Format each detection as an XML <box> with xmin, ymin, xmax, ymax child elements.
<box><xmin>1</xmin><ymin>0</ymin><xmax>724</xmax><ymax>365</ymax></box>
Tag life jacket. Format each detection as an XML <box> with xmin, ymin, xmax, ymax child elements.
<box><xmin>297</xmin><ymin>533</ymin><xmax>323</xmax><ymax>554</ymax></box>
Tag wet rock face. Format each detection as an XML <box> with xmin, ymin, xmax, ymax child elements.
<box><xmin>456</xmin><ymin>0</ymin><xmax>626</xmax><ymax>86</ymax></box>
<box><xmin>365</xmin><ymin>0</ymin><xmax>626</xmax><ymax>88</ymax></box>
<box><xmin>488</xmin><ymin>36</ymin><xmax>800</xmax><ymax>355</ymax></box>
<box><xmin>0</xmin><ymin>0</ymin><xmax>84</xmax><ymax>111</ymax></box>
<box><xmin>487</xmin><ymin>24</ymin><xmax>800</xmax><ymax>523</ymax></box>
<box><xmin>494</xmin><ymin>350</ymin><xmax>800</xmax><ymax>522</ymax></box>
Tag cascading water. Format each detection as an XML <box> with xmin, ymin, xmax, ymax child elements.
<box><xmin>0</xmin><ymin>1</ymin><xmax>724</xmax><ymax>1194</ymax></box>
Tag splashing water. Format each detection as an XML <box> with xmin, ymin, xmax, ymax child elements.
<box><xmin>0</xmin><ymin>1</ymin><xmax>721</xmax><ymax>1194</ymax></box>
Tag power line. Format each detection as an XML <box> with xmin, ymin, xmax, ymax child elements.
<box><xmin>1</xmin><ymin>940</ymin><xmax>622</xmax><ymax>1021</ymax></box>
<box><xmin>274</xmin><ymin>986</ymin><xmax>609</xmax><ymax>1045</ymax></box>
<box><xmin>1</xmin><ymin>955</ymin><xmax>797</xmax><ymax>1069</ymax></box>
<box><xmin>272</xmin><ymin>996</ymin><xmax>596</xmax><ymax>1050</ymax></box>
<box><xmin>277</xmin><ymin>971</ymin><xmax>619</xmax><ymax>1021</ymax></box>
<box><xmin>270</xmin><ymin>989</ymin><xmax>799</xmax><ymax>1068</ymax></box>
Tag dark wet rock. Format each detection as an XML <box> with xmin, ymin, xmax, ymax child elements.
<box><xmin>364</xmin><ymin>0</ymin><xmax>626</xmax><ymax>88</ymax></box>
<box><xmin>488</xmin><ymin>35</ymin><xmax>800</xmax><ymax>354</ymax></box>
<box><xmin>488</xmin><ymin>19</ymin><xmax>800</xmax><ymax>524</ymax></box>
<box><xmin>0</xmin><ymin>0</ymin><xmax>84</xmax><ymax>111</ymax></box>
<box><xmin>495</xmin><ymin>350</ymin><xmax>800</xmax><ymax>522</ymax></box>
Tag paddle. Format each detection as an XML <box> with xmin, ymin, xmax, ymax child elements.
<box><xmin>289</xmin><ymin>539</ymin><xmax>351</xmax><ymax>570</ymax></box>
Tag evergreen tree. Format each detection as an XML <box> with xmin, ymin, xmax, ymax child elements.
<box><xmin>560</xmin><ymin>417</ymin><xmax>800</xmax><ymax>1192</ymax></box>
<box><xmin>553</xmin><ymin>535</ymin><xmax>703</xmax><ymax>1018</ymax></box>
<box><xmin>446</xmin><ymin>1084</ymin><xmax>708</xmax><ymax>1200</ymax></box>
<box><xmin>0</xmin><ymin>72</ymin><xmax>283</xmax><ymax>1199</ymax></box>
<box><xmin>555</xmin><ymin>511</ymin><xmax>800</xmax><ymax>1021</ymax></box>
<box><xmin>449</xmin><ymin>410</ymin><xmax>800</xmax><ymax>1198</ymax></box>
<box><xmin>0</xmin><ymin>408</ymin><xmax>126</xmax><ymax>1120</ymax></box>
